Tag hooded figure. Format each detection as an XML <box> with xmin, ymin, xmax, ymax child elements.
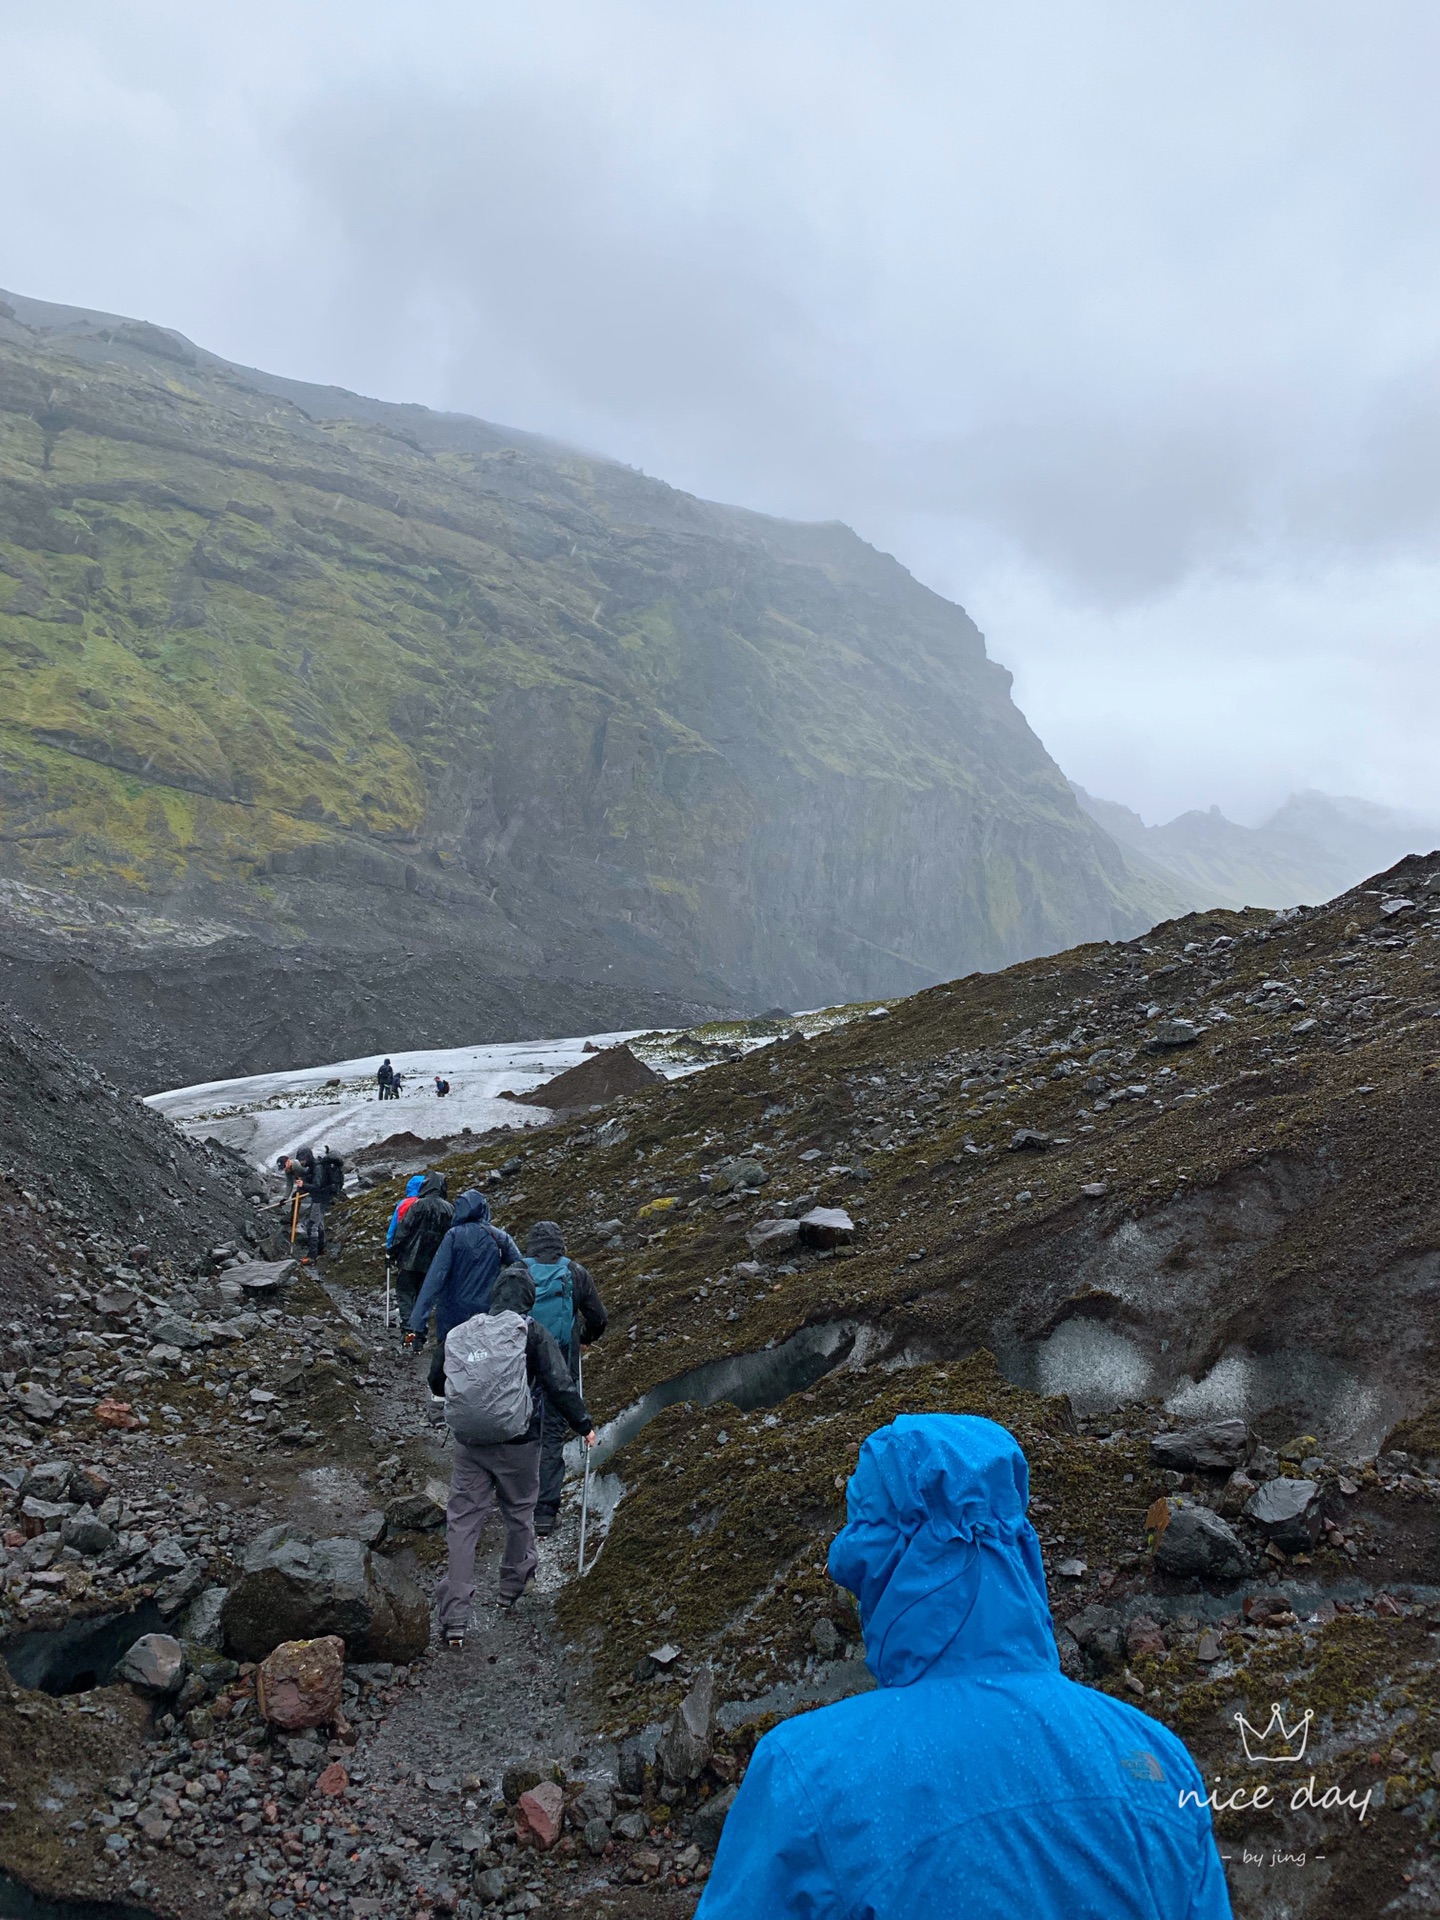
<box><xmin>389</xmin><ymin>1172</ymin><xmax>453</xmax><ymax>1322</ymax></box>
<box><xmin>698</xmin><ymin>1415</ymin><xmax>1229</xmax><ymax>1920</ymax></box>
<box><xmin>429</xmin><ymin>1260</ymin><xmax>595</xmax><ymax>1638</ymax></box>
<box><xmin>385</xmin><ymin>1174</ymin><xmax>425</xmax><ymax>1251</ymax></box>
<box><xmin>523</xmin><ymin>1220</ymin><xmax>608</xmax><ymax>1535</ymax></box>
<box><xmin>407</xmin><ymin>1190</ymin><xmax>523</xmax><ymax>1394</ymax></box>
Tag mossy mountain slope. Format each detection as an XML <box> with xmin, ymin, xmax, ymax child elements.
<box><xmin>0</xmin><ymin>289</ymin><xmax>1162</xmax><ymax>1084</ymax></box>
<box><xmin>332</xmin><ymin>858</ymin><xmax>1440</xmax><ymax>1916</ymax></box>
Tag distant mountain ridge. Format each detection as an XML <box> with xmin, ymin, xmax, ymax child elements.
<box><xmin>1073</xmin><ymin>784</ymin><xmax>1440</xmax><ymax>912</ymax></box>
<box><xmin>0</xmin><ymin>288</ymin><xmax>1166</xmax><ymax>1085</ymax></box>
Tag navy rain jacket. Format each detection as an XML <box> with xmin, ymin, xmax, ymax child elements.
<box><xmin>407</xmin><ymin>1189</ymin><xmax>522</xmax><ymax>1347</ymax></box>
<box><xmin>698</xmin><ymin>1413</ymin><xmax>1230</xmax><ymax>1920</ymax></box>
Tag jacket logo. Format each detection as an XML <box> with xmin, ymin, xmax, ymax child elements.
<box><xmin>1234</xmin><ymin>1705</ymin><xmax>1313</xmax><ymax>1764</ymax></box>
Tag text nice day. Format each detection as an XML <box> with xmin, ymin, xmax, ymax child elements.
<box><xmin>1180</xmin><ymin>1778</ymin><xmax>1374</xmax><ymax>1822</ymax></box>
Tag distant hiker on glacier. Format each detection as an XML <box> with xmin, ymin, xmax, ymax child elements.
<box><xmin>405</xmin><ymin>1189</ymin><xmax>524</xmax><ymax>1396</ymax></box>
<box><xmin>389</xmin><ymin>1171</ymin><xmax>453</xmax><ymax>1324</ymax></box>
<box><xmin>523</xmin><ymin>1219</ymin><xmax>608</xmax><ymax>1536</ymax></box>
<box><xmin>377</xmin><ymin>1058</ymin><xmax>395</xmax><ymax>1100</ymax></box>
<box><xmin>698</xmin><ymin>1414</ymin><xmax>1229</xmax><ymax>1920</ymax></box>
<box><xmin>431</xmin><ymin>1262</ymin><xmax>597</xmax><ymax>1638</ymax></box>
<box><xmin>434</xmin><ymin>1074</ymin><xmax>451</xmax><ymax>1097</ymax></box>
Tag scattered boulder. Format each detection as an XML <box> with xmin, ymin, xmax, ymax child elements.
<box><xmin>692</xmin><ymin>1785</ymin><xmax>738</xmax><ymax>1855</ymax></box>
<box><xmin>180</xmin><ymin>1586</ymin><xmax>230</xmax><ymax>1649</ymax></box>
<box><xmin>659</xmin><ymin>1667</ymin><xmax>714</xmax><ymax>1788</ymax></box>
<box><xmin>61</xmin><ymin>1514</ymin><xmax>117</xmax><ymax>1558</ymax></box>
<box><xmin>149</xmin><ymin>1314</ymin><xmax>203</xmax><ymax>1351</ymax></box>
<box><xmin>797</xmin><ymin>1207</ymin><xmax>854</xmax><ymax>1250</ymax></box>
<box><xmin>583</xmin><ymin>1816</ymin><xmax>610</xmax><ymax>1856</ymax></box>
<box><xmin>256</xmin><ymin>1635</ymin><xmax>346</xmax><ymax>1731</ymax></box>
<box><xmin>1009</xmin><ymin>1129</ymin><xmax>1052</xmax><ymax>1152</ymax></box>
<box><xmin>745</xmin><ymin>1218</ymin><xmax>801</xmax><ymax>1256</ymax></box>
<box><xmin>119</xmin><ymin>1633</ymin><xmax>185</xmax><ymax>1694</ymax></box>
<box><xmin>221</xmin><ymin>1532</ymin><xmax>429</xmax><ymax>1663</ymax></box>
<box><xmin>385</xmin><ymin>1490</ymin><xmax>446</xmax><ymax>1533</ymax></box>
<box><xmin>1126</xmin><ymin>1615</ymin><xmax>1167</xmax><ymax>1660</ymax></box>
<box><xmin>1146</xmin><ymin>1020</ymin><xmax>1205</xmax><ymax>1049</ymax></box>
<box><xmin>12</xmin><ymin>1381</ymin><xmax>62</xmax><ymax>1423</ymax></box>
<box><xmin>633</xmin><ymin>1642</ymin><xmax>681</xmax><ymax>1681</ymax></box>
<box><xmin>516</xmin><ymin>1782</ymin><xmax>566</xmax><ymax>1849</ymax></box>
<box><xmin>1244</xmin><ymin>1478</ymin><xmax>1322</xmax><ymax>1553</ymax></box>
<box><xmin>571</xmin><ymin>1782</ymin><xmax>614</xmax><ymax>1827</ymax></box>
<box><xmin>712</xmin><ymin>1157</ymin><xmax>768</xmax><ymax>1194</ymax></box>
<box><xmin>23</xmin><ymin>1460</ymin><xmax>73</xmax><ymax>1501</ymax></box>
<box><xmin>1153</xmin><ymin>1503</ymin><xmax>1248</xmax><ymax>1579</ymax></box>
<box><xmin>810</xmin><ymin>1617</ymin><xmax>841</xmax><ymax>1660</ymax></box>
<box><xmin>612</xmin><ymin>1810</ymin><xmax>649</xmax><ymax>1843</ymax></box>
<box><xmin>232</xmin><ymin>1259</ymin><xmax>296</xmax><ymax>1295</ymax></box>
<box><xmin>1149</xmin><ymin>1419</ymin><xmax>1250</xmax><ymax>1473</ymax></box>
<box><xmin>68</xmin><ymin>1464</ymin><xmax>112</xmax><ymax>1507</ymax></box>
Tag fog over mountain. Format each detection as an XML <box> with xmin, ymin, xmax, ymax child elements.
<box><xmin>2</xmin><ymin>2</ymin><xmax>1438</xmax><ymax>828</ymax></box>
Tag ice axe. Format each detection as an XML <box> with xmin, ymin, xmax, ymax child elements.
<box><xmin>288</xmin><ymin>1189</ymin><xmax>301</xmax><ymax>1253</ymax></box>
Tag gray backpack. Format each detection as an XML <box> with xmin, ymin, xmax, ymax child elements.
<box><xmin>444</xmin><ymin>1311</ymin><xmax>532</xmax><ymax>1445</ymax></box>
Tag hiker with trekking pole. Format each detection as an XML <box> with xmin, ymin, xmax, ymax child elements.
<box><xmin>521</xmin><ymin>1220</ymin><xmax>607</xmax><ymax>1538</ymax></box>
<box><xmin>414</xmin><ymin>1246</ymin><xmax>597</xmax><ymax>1641</ymax></box>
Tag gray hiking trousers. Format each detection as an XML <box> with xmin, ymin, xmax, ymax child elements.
<box><xmin>433</xmin><ymin>1436</ymin><xmax>541</xmax><ymax>1629</ymax></box>
<box><xmin>298</xmin><ymin>1195</ymin><xmax>327</xmax><ymax>1258</ymax></box>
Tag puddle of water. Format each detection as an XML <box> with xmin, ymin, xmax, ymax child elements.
<box><xmin>0</xmin><ymin>1875</ymin><xmax>158</xmax><ymax>1920</ymax></box>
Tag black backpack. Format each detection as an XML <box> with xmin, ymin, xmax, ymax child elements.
<box><xmin>314</xmin><ymin>1151</ymin><xmax>346</xmax><ymax>1202</ymax></box>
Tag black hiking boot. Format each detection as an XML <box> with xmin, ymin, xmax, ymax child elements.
<box><xmin>534</xmin><ymin>1512</ymin><xmax>558</xmax><ymax>1537</ymax></box>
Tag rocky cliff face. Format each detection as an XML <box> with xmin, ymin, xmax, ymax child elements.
<box><xmin>0</xmin><ymin>290</ymin><xmax>1157</xmax><ymax>1083</ymax></box>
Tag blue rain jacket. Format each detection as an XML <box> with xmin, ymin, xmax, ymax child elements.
<box><xmin>385</xmin><ymin>1175</ymin><xmax>424</xmax><ymax>1250</ymax></box>
<box><xmin>407</xmin><ymin>1189</ymin><xmax>522</xmax><ymax>1346</ymax></box>
<box><xmin>698</xmin><ymin>1414</ymin><xmax>1230</xmax><ymax>1920</ymax></box>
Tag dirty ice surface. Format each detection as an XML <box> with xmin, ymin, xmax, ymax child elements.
<box><xmin>146</xmin><ymin>1028</ymin><xmax>662</xmax><ymax>1167</ymax></box>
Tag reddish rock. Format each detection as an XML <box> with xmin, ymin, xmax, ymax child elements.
<box><xmin>94</xmin><ymin>1398</ymin><xmax>141</xmax><ymax>1430</ymax></box>
<box><xmin>515</xmin><ymin>1781</ymin><xmax>566</xmax><ymax>1849</ymax></box>
<box><xmin>1125</xmin><ymin>1615</ymin><xmax>1167</xmax><ymax>1660</ymax></box>
<box><xmin>315</xmin><ymin>1763</ymin><xmax>349</xmax><ymax>1797</ymax></box>
<box><xmin>255</xmin><ymin>1634</ymin><xmax>345</xmax><ymax>1731</ymax></box>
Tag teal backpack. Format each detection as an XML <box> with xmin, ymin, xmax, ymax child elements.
<box><xmin>525</xmin><ymin>1256</ymin><xmax>574</xmax><ymax>1352</ymax></box>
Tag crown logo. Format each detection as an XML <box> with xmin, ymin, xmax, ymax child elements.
<box><xmin>1234</xmin><ymin>1704</ymin><xmax>1313</xmax><ymax>1764</ymax></box>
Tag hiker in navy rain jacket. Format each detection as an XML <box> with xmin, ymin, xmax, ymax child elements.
<box><xmin>407</xmin><ymin>1189</ymin><xmax>523</xmax><ymax>1394</ymax></box>
<box><xmin>698</xmin><ymin>1414</ymin><xmax>1230</xmax><ymax>1920</ymax></box>
<box><xmin>524</xmin><ymin>1219</ymin><xmax>608</xmax><ymax>1535</ymax></box>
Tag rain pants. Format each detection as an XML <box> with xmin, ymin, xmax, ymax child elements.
<box><xmin>697</xmin><ymin>1413</ymin><xmax>1230</xmax><ymax>1920</ymax></box>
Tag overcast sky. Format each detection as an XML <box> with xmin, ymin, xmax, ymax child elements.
<box><xmin>4</xmin><ymin>0</ymin><xmax>1439</xmax><ymax>825</ymax></box>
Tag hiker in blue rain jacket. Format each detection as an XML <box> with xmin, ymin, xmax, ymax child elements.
<box><xmin>697</xmin><ymin>1414</ymin><xmax>1230</xmax><ymax>1920</ymax></box>
<box><xmin>406</xmin><ymin>1189</ymin><xmax>523</xmax><ymax>1395</ymax></box>
<box><xmin>385</xmin><ymin>1175</ymin><xmax>425</xmax><ymax>1251</ymax></box>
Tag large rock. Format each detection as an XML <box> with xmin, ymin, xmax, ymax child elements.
<box><xmin>1153</xmin><ymin>1503</ymin><xmax>1248</xmax><ymax>1579</ymax></box>
<box><xmin>221</xmin><ymin>1531</ymin><xmax>429</xmax><ymax>1662</ymax></box>
<box><xmin>692</xmin><ymin>1785</ymin><xmax>738</xmax><ymax>1855</ymax></box>
<box><xmin>797</xmin><ymin>1207</ymin><xmax>854</xmax><ymax>1250</ymax></box>
<box><xmin>711</xmin><ymin>1158</ymin><xmax>767</xmax><ymax>1195</ymax></box>
<box><xmin>515</xmin><ymin>1782</ymin><xmax>565</xmax><ymax>1850</ymax></box>
<box><xmin>1146</xmin><ymin>1019</ymin><xmax>1205</xmax><ymax>1049</ymax></box>
<box><xmin>256</xmin><ymin>1635</ymin><xmax>345</xmax><ymax>1731</ymax></box>
<box><xmin>745</xmin><ymin>1218</ymin><xmax>801</xmax><ymax>1257</ymax></box>
<box><xmin>658</xmin><ymin>1667</ymin><xmax>714</xmax><ymax>1788</ymax></box>
<box><xmin>1149</xmin><ymin>1419</ymin><xmax>1250</xmax><ymax>1473</ymax></box>
<box><xmin>1245</xmin><ymin>1478</ymin><xmax>1322</xmax><ymax>1553</ymax></box>
<box><xmin>119</xmin><ymin>1633</ymin><xmax>186</xmax><ymax>1694</ymax></box>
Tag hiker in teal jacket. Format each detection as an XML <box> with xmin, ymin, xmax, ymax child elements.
<box><xmin>698</xmin><ymin>1414</ymin><xmax>1230</xmax><ymax>1920</ymax></box>
<box><xmin>523</xmin><ymin>1219</ymin><xmax>607</xmax><ymax>1535</ymax></box>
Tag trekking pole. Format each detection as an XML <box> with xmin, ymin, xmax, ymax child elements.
<box><xmin>384</xmin><ymin>1259</ymin><xmax>393</xmax><ymax>1330</ymax></box>
<box><xmin>578</xmin><ymin>1349</ymin><xmax>591</xmax><ymax>1578</ymax></box>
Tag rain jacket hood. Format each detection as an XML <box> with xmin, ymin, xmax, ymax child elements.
<box><xmin>418</xmin><ymin>1171</ymin><xmax>448</xmax><ymax>1200</ymax></box>
<box><xmin>452</xmin><ymin>1189</ymin><xmax>492</xmax><ymax>1227</ymax></box>
<box><xmin>384</xmin><ymin>1174</ymin><xmax>425</xmax><ymax>1250</ymax></box>
<box><xmin>526</xmin><ymin>1219</ymin><xmax>566</xmax><ymax>1260</ymax></box>
<box><xmin>829</xmin><ymin>1413</ymin><xmax>1056</xmax><ymax>1687</ymax></box>
<box><xmin>699</xmin><ymin>1412</ymin><xmax>1231</xmax><ymax>1920</ymax></box>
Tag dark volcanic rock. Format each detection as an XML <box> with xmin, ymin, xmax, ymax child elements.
<box><xmin>221</xmin><ymin>1531</ymin><xmax>429</xmax><ymax>1663</ymax></box>
<box><xmin>1149</xmin><ymin>1419</ymin><xmax>1250</xmax><ymax>1473</ymax></box>
<box><xmin>1245</xmin><ymin>1478</ymin><xmax>1323</xmax><ymax>1553</ymax></box>
<box><xmin>1154</xmin><ymin>1503</ymin><xmax>1248</xmax><ymax>1579</ymax></box>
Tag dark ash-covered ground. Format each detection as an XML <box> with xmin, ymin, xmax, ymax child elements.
<box><xmin>5</xmin><ymin>855</ymin><xmax>1440</xmax><ymax>1918</ymax></box>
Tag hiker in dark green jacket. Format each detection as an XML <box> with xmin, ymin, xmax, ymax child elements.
<box><xmin>523</xmin><ymin>1219</ymin><xmax>607</xmax><ymax>1535</ymax></box>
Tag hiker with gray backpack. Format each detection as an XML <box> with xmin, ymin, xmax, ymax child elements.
<box><xmin>523</xmin><ymin>1219</ymin><xmax>608</xmax><ymax>1536</ymax></box>
<box><xmin>405</xmin><ymin>1189</ymin><xmax>523</xmax><ymax>1396</ymax></box>
<box><xmin>430</xmin><ymin>1263</ymin><xmax>597</xmax><ymax>1642</ymax></box>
